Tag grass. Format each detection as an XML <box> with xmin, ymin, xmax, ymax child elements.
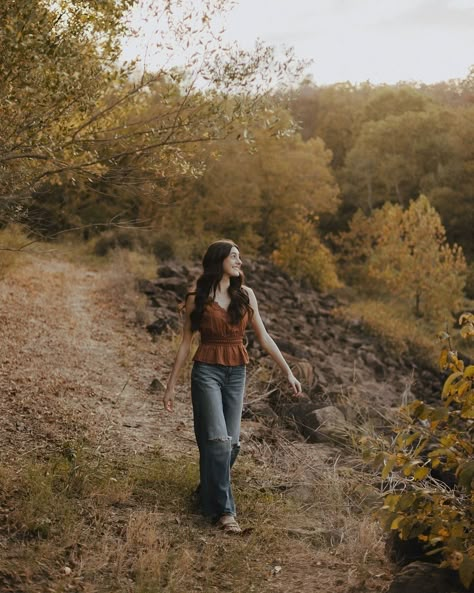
<box><xmin>0</xmin><ymin>438</ymin><xmax>390</xmax><ymax>593</ymax></box>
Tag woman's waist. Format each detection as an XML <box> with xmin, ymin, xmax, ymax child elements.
<box><xmin>199</xmin><ymin>336</ymin><xmax>245</xmax><ymax>345</ymax></box>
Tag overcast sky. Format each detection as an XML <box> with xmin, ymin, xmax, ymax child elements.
<box><xmin>123</xmin><ymin>0</ymin><xmax>474</xmax><ymax>85</ymax></box>
<box><xmin>220</xmin><ymin>0</ymin><xmax>474</xmax><ymax>84</ymax></box>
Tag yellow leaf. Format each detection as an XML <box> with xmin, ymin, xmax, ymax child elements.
<box><xmin>439</xmin><ymin>347</ymin><xmax>449</xmax><ymax>369</ymax></box>
<box><xmin>442</xmin><ymin>372</ymin><xmax>463</xmax><ymax>397</ymax></box>
<box><xmin>463</xmin><ymin>365</ymin><xmax>474</xmax><ymax>378</ymax></box>
<box><xmin>413</xmin><ymin>466</ymin><xmax>430</xmax><ymax>480</ymax></box>
<box><xmin>391</xmin><ymin>515</ymin><xmax>404</xmax><ymax>530</ymax></box>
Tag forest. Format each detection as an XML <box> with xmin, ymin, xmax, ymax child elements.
<box><xmin>0</xmin><ymin>1</ymin><xmax>473</xmax><ymax>592</ymax></box>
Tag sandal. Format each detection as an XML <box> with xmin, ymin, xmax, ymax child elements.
<box><xmin>216</xmin><ymin>514</ymin><xmax>242</xmax><ymax>534</ymax></box>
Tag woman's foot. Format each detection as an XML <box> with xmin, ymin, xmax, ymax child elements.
<box><xmin>216</xmin><ymin>514</ymin><xmax>242</xmax><ymax>534</ymax></box>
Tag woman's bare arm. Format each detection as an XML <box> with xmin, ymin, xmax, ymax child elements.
<box><xmin>163</xmin><ymin>294</ymin><xmax>196</xmax><ymax>412</ymax></box>
<box><xmin>244</xmin><ymin>286</ymin><xmax>302</xmax><ymax>395</ymax></box>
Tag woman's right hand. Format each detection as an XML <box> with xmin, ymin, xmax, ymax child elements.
<box><xmin>163</xmin><ymin>386</ymin><xmax>175</xmax><ymax>413</ymax></box>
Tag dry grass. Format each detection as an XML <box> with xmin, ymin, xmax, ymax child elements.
<box><xmin>0</xmin><ymin>249</ymin><xmax>393</xmax><ymax>593</ymax></box>
<box><xmin>337</xmin><ymin>298</ymin><xmax>441</xmax><ymax>366</ymax></box>
<box><xmin>0</xmin><ymin>439</ymin><xmax>391</xmax><ymax>593</ymax></box>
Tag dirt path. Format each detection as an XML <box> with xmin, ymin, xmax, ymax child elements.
<box><xmin>0</xmin><ymin>253</ymin><xmax>392</xmax><ymax>593</ymax></box>
<box><xmin>0</xmin><ymin>254</ymin><xmax>195</xmax><ymax>460</ymax></box>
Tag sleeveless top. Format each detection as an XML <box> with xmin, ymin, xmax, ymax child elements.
<box><xmin>193</xmin><ymin>301</ymin><xmax>250</xmax><ymax>366</ymax></box>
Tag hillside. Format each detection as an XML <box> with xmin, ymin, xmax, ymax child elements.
<box><xmin>0</xmin><ymin>249</ymin><xmax>450</xmax><ymax>593</ymax></box>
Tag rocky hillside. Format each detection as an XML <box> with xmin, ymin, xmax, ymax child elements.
<box><xmin>141</xmin><ymin>257</ymin><xmax>442</xmax><ymax>442</ymax></box>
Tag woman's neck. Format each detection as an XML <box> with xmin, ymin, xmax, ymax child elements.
<box><xmin>216</xmin><ymin>276</ymin><xmax>230</xmax><ymax>294</ymax></box>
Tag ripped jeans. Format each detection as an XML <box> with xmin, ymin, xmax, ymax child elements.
<box><xmin>191</xmin><ymin>361</ymin><xmax>246</xmax><ymax>519</ymax></box>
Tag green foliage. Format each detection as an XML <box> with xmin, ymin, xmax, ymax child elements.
<box><xmin>361</xmin><ymin>314</ymin><xmax>474</xmax><ymax>589</ymax></box>
<box><xmin>272</xmin><ymin>212</ymin><xmax>341</xmax><ymax>291</ymax></box>
<box><xmin>336</xmin><ymin>195</ymin><xmax>467</xmax><ymax>321</ymax></box>
<box><xmin>0</xmin><ymin>0</ymin><xmax>132</xmax><ymax>207</ymax></box>
<box><xmin>288</xmin><ymin>76</ymin><xmax>474</xmax><ymax>257</ymax></box>
<box><xmin>345</xmin><ymin>109</ymin><xmax>455</xmax><ymax>208</ymax></box>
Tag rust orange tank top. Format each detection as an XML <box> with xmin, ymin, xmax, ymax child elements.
<box><xmin>193</xmin><ymin>301</ymin><xmax>249</xmax><ymax>366</ymax></box>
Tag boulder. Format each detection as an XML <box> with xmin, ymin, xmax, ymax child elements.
<box><xmin>309</xmin><ymin>406</ymin><xmax>348</xmax><ymax>443</ymax></box>
<box><xmin>387</xmin><ymin>561</ymin><xmax>469</xmax><ymax>593</ymax></box>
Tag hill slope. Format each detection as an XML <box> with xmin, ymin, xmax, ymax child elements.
<box><xmin>1</xmin><ymin>252</ymin><xmax>396</xmax><ymax>592</ymax></box>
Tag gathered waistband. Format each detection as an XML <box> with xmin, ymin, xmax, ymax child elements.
<box><xmin>200</xmin><ymin>337</ymin><xmax>244</xmax><ymax>345</ymax></box>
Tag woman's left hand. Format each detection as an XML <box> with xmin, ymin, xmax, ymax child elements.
<box><xmin>288</xmin><ymin>373</ymin><xmax>303</xmax><ymax>397</ymax></box>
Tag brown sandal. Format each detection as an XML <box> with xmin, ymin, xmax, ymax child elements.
<box><xmin>217</xmin><ymin>514</ymin><xmax>242</xmax><ymax>534</ymax></box>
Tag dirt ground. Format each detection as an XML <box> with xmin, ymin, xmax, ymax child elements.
<box><xmin>0</xmin><ymin>252</ymin><xmax>393</xmax><ymax>593</ymax></box>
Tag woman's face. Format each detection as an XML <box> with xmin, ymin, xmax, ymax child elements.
<box><xmin>222</xmin><ymin>246</ymin><xmax>242</xmax><ymax>278</ymax></box>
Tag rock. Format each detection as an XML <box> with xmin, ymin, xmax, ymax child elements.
<box><xmin>273</xmin><ymin>339</ymin><xmax>310</xmax><ymax>359</ymax></box>
<box><xmin>361</xmin><ymin>351</ymin><xmax>385</xmax><ymax>379</ymax></box>
<box><xmin>387</xmin><ymin>561</ymin><xmax>468</xmax><ymax>593</ymax></box>
<box><xmin>154</xmin><ymin>277</ymin><xmax>189</xmax><ymax>299</ymax></box>
<box><xmin>137</xmin><ymin>279</ymin><xmax>156</xmax><ymax>295</ymax></box>
<box><xmin>240</xmin><ymin>420</ymin><xmax>270</xmax><ymax>441</ymax></box>
<box><xmin>157</xmin><ymin>264</ymin><xmax>184</xmax><ymax>278</ymax></box>
<box><xmin>309</xmin><ymin>406</ymin><xmax>348</xmax><ymax>443</ymax></box>
<box><xmin>146</xmin><ymin>319</ymin><xmax>170</xmax><ymax>335</ymax></box>
<box><xmin>147</xmin><ymin>378</ymin><xmax>164</xmax><ymax>393</ymax></box>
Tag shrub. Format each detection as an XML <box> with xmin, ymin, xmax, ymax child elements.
<box><xmin>152</xmin><ymin>233</ymin><xmax>175</xmax><ymax>261</ymax></box>
<box><xmin>93</xmin><ymin>230</ymin><xmax>138</xmax><ymax>257</ymax></box>
<box><xmin>361</xmin><ymin>313</ymin><xmax>474</xmax><ymax>589</ymax></box>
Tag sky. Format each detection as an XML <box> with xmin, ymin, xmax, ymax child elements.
<box><xmin>221</xmin><ymin>0</ymin><xmax>474</xmax><ymax>84</ymax></box>
<box><xmin>123</xmin><ymin>0</ymin><xmax>474</xmax><ymax>86</ymax></box>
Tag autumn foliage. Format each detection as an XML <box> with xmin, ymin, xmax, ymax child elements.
<box><xmin>336</xmin><ymin>195</ymin><xmax>467</xmax><ymax>321</ymax></box>
<box><xmin>362</xmin><ymin>314</ymin><xmax>474</xmax><ymax>589</ymax></box>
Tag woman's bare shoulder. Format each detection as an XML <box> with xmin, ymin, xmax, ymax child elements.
<box><xmin>242</xmin><ymin>285</ymin><xmax>258</xmax><ymax>304</ymax></box>
<box><xmin>184</xmin><ymin>292</ymin><xmax>196</xmax><ymax>311</ymax></box>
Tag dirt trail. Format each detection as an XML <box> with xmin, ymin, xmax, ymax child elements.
<box><xmin>0</xmin><ymin>255</ymin><xmax>195</xmax><ymax>459</ymax></box>
<box><xmin>0</xmin><ymin>253</ymin><xmax>394</xmax><ymax>593</ymax></box>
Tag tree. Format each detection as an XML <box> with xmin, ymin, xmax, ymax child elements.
<box><xmin>272</xmin><ymin>211</ymin><xmax>340</xmax><ymax>291</ymax></box>
<box><xmin>0</xmin><ymin>0</ymin><xmax>305</xmax><ymax>227</ymax></box>
<box><xmin>428</xmin><ymin>106</ymin><xmax>474</xmax><ymax>260</ymax></box>
<box><xmin>337</xmin><ymin>195</ymin><xmax>467</xmax><ymax>320</ymax></box>
<box><xmin>344</xmin><ymin>110</ymin><xmax>456</xmax><ymax>210</ymax></box>
<box><xmin>159</xmin><ymin>128</ymin><xmax>340</xmax><ymax>255</ymax></box>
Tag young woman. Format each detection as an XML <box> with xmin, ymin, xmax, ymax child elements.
<box><xmin>163</xmin><ymin>239</ymin><xmax>302</xmax><ymax>533</ymax></box>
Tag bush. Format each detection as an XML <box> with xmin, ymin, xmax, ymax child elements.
<box><xmin>464</xmin><ymin>262</ymin><xmax>474</xmax><ymax>300</ymax></box>
<box><xmin>362</xmin><ymin>313</ymin><xmax>474</xmax><ymax>589</ymax></box>
<box><xmin>93</xmin><ymin>230</ymin><xmax>140</xmax><ymax>257</ymax></box>
<box><xmin>152</xmin><ymin>233</ymin><xmax>175</xmax><ymax>261</ymax></box>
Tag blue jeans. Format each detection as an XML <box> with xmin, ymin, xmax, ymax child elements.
<box><xmin>191</xmin><ymin>361</ymin><xmax>246</xmax><ymax>519</ymax></box>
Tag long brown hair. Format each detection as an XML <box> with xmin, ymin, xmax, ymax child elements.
<box><xmin>188</xmin><ymin>240</ymin><xmax>252</xmax><ymax>331</ymax></box>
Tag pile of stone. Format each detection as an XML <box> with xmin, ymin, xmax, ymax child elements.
<box><xmin>140</xmin><ymin>257</ymin><xmax>442</xmax><ymax>444</ymax></box>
